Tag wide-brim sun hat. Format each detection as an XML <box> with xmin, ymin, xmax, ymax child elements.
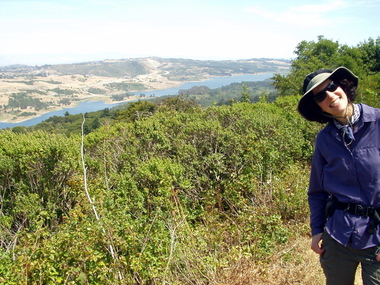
<box><xmin>297</xmin><ymin>66</ymin><xmax>359</xmax><ymax>123</ymax></box>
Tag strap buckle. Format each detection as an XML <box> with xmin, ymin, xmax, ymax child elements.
<box><xmin>353</xmin><ymin>204</ymin><xmax>374</xmax><ymax>217</ymax></box>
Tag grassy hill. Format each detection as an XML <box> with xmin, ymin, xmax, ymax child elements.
<box><xmin>0</xmin><ymin>57</ymin><xmax>289</xmax><ymax>123</ymax></box>
<box><xmin>0</xmin><ymin>95</ymin><xmax>321</xmax><ymax>284</ymax></box>
<box><xmin>43</xmin><ymin>57</ymin><xmax>290</xmax><ymax>78</ymax></box>
<box><xmin>50</xmin><ymin>60</ymin><xmax>149</xmax><ymax>77</ymax></box>
<box><xmin>8</xmin><ymin>79</ymin><xmax>277</xmax><ymax>135</ymax></box>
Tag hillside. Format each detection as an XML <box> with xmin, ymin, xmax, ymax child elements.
<box><xmin>1</xmin><ymin>95</ymin><xmax>363</xmax><ymax>284</ymax></box>
<box><xmin>0</xmin><ymin>96</ymin><xmax>323</xmax><ymax>284</ymax></box>
<box><xmin>1</xmin><ymin>36</ymin><xmax>378</xmax><ymax>284</ymax></box>
<box><xmin>0</xmin><ymin>57</ymin><xmax>289</xmax><ymax>123</ymax></box>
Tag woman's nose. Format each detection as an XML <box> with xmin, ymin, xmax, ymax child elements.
<box><xmin>325</xmin><ymin>90</ymin><xmax>336</xmax><ymax>98</ymax></box>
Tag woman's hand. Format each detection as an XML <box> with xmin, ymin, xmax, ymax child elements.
<box><xmin>311</xmin><ymin>232</ymin><xmax>325</xmax><ymax>255</ymax></box>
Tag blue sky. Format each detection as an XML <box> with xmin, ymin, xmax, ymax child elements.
<box><xmin>0</xmin><ymin>0</ymin><xmax>379</xmax><ymax>65</ymax></box>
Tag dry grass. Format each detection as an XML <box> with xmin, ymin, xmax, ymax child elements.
<box><xmin>217</xmin><ymin>235</ymin><xmax>363</xmax><ymax>285</ymax></box>
<box><xmin>0</xmin><ymin>68</ymin><xmax>184</xmax><ymax>123</ymax></box>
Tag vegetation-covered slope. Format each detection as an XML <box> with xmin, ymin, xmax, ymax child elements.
<box><xmin>0</xmin><ymin>36</ymin><xmax>379</xmax><ymax>284</ymax></box>
<box><xmin>0</xmin><ymin>96</ymin><xmax>320</xmax><ymax>284</ymax></box>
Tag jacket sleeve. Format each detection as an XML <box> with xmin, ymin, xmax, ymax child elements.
<box><xmin>308</xmin><ymin>137</ymin><xmax>330</xmax><ymax>236</ymax></box>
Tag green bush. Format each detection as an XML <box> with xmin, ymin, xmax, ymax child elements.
<box><xmin>0</xmin><ymin>96</ymin><xmax>318</xmax><ymax>283</ymax></box>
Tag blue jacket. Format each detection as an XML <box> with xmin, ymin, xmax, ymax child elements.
<box><xmin>309</xmin><ymin>104</ymin><xmax>380</xmax><ymax>249</ymax></box>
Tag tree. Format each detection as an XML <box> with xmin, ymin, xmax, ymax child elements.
<box><xmin>239</xmin><ymin>82</ymin><xmax>251</xmax><ymax>103</ymax></box>
<box><xmin>272</xmin><ymin>36</ymin><xmax>380</xmax><ymax>101</ymax></box>
<box><xmin>359</xmin><ymin>37</ymin><xmax>380</xmax><ymax>73</ymax></box>
<box><xmin>115</xmin><ymin>100</ymin><xmax>156</xmax><ymax>122</ymax></box>
<box><xmin>273</xmin><ymin>36</ymin><xmax>341</xmax><ymax>96</ymax></box>
<box><xmin>91</xmin><ymin>117</ymin><xmax>101</xmax><ymax>130</ymax></box>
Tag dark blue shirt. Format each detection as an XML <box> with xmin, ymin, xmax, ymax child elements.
<box><xmin>309</xmin><ymin>104</ymin><xmax>380</xmax><ymax>249</ymax></box>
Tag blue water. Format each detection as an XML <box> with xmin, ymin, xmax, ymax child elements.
<box><xmin>0</xmin><ymin>73</ymin><xmax>273</xmax><ymax>129</ymax></box>
<box><xmin>0</xmin><ymin>101</ymin><xmax>123</xmax><ymax>128</ymax></box>
<box><xmin>133</xmin><ymin>73</ymin><xmax>273</xmax><ymax>97</ymax></box>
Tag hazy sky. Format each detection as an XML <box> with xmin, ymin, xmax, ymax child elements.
<box><xmin>1</xmin><ymin>0</ymin><xmax>379</xmax><ymax>65</ymax></box>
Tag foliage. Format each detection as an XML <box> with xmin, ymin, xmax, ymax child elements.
<box><xmin>6</xmin><ymin>93</ymin><xmax>49</xmax><ymax>111</ymax></box>
<box><xmin>240</xmin><ymin>82</ymin><xmax>251</xmax><ymax>103</ymax></box>
<box><xmin>49</xmin><ymin>88</ymin><xmax>76</xmax><ymax>96</ymax></box>
<box><xmin>31</xmin><ymin>109</ymin><xmax>114</xmax><ymax>135</ymax></box>
<box><xmin>1</xmin><ymin>36</ymin><xmax>378</xmax><ymax>283</ymax></box>
<box><xmin>160</xmin><ymin>79</ymin><xmax>278</xmax><ymax>107</ymax></box>
<box><xmin>87</xmin><ymin>87</ymin><xmax>107</xmax><ymax>94</ymax></box>
<box><xmin>105</xmin><ymin>82</ymin><xmax>146</xmax><ymax>92</ymax></box>
<box><xmin>115</xmin><ymin>100</ymin><xmax>157</xmax><ymax>123</ymax></box>
<box><xmin>359</xmin><ymin>37</ymin><xmax>380</xmax><ymax>73</ymax></box>
<box><xmin>156</xmin><ymin>58</ymin><xmax>290</xmax><ymax>80</ymax></box>
<box><xmin>51</xmin><ymin>60</ymin><xmax>149</xmax><ymax>77</ymax></box>
<box><xmin>0</xmin><ymin>93</ymin><xmax>319</xmax><ymax>284</ymax></box>
<box><xmin>0</xmin><ymin>131</ymin><xmax>81</xmax><ymax>250</ymax></box>
<box><xmin>19</xmin><ymin>80</ymin><xmax>277</xmax><ymax>136</ymax></box>
<box><xmin>272</xmin><ymin>35</ymin><xmax>380</xmax><ymax>108</ymax></box>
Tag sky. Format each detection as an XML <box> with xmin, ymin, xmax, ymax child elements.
<box><xmin>0</xmin><ymin>0</ymin><xmax>379</xmax><ymax>66</ymax></box>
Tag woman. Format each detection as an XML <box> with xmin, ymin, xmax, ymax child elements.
<box><xmin>298</xmin><ymin>66</ymin><xmax>380</xmax><ymax>284</ymax></box>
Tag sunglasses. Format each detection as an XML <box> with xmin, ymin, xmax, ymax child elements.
<box><xmin>313</xmin><ymin>81</ymin><xmax>340</xmax><ymax>103</ymax></box>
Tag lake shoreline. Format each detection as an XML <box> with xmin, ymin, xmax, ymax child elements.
<box><xmin>0</xmin><ymin>94</ymin><xmax>141</xmax><ymax>124</ymax></box>
<box><xmin>0</xmin><ymin>72</ymin><xmax>273</xmax><ymax>128</ymax></box>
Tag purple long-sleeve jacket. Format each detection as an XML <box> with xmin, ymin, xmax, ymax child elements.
<box><xmin>308</xmin><ymin>104</ymin><xmax>380</xmax><ymax>249</ymax></box>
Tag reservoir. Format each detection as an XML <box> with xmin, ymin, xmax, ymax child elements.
<box><xmin>0</xmin><ymin>73</ymin><xmax>273</xmax><ymax>129</ymax></box>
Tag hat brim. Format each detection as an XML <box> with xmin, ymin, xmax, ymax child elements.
<box><xmin>297</xmin><ymin>66</ymin><xmax>359</xmax><ymax>123</ymax></box>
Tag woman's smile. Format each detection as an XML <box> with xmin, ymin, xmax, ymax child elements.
<box><xmin>312</xmin><ymin>79</ymin><xmax>351</xmax><ymax>122</ymax></box>
<box><xmin>329</xmin><ymin>96</ymin><xmax>342</xmax><ymax>108</ymax></box>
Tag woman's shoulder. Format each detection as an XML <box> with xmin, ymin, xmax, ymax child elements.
<box><xmin>361</xmin><ymin>104</ymin><xmax>380</xmax><ymax>121</ymax></box>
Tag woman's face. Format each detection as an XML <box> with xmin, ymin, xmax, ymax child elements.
<box><xmin>313</xmin><ymin>79</ymin><xmax>349</xmax><ymax>118</ymax></box>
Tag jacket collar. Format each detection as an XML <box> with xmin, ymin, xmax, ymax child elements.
<box><xmin>323</xmin><ymin>104</ymin><xmax>376</xmax><ymax>141</ymax></box>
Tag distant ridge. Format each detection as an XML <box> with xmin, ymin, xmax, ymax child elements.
<box><xmin>0</xmin><ymin>57</ymin><xmax>290</xmax><ymax>124</ymax></box>
<box><xmin>1</xmin><ymin>57</ymin><xmax>290</xmax><ymax>79</ymax></box>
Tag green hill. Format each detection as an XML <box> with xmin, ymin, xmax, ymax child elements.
<box><xmin>0</xmin><ymin>36</ymin><xmax>379</xmax><ymax>284</ymax></box>
<box><xmin>0</xmin><ymin>96</ymin><xmax>320</xmax><ymax>284</ymax></box>
<box><xmin>50</xmin><ymin>60</ymin><xmax>149</xmax><ymax>77</ymax></box>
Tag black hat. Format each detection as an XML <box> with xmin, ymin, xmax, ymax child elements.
<box><xmin>297</xmin><ymin>66</ymin><xmax>359</xmax><ymax>122</ymax></box>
